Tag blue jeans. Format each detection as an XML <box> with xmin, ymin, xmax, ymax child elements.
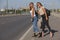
<box><xmin>32</xmin><ymin>16</ymin><xmax>39</xmax><ymax>33</ymax></box>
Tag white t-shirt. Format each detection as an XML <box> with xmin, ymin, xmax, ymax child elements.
<box><xmin>39</xmin><ymin>6</ymin><xmax>45</xmax><ymax>15</ymax></box>
<box><xmin>30</xmin><ymin>10</ymin><xmax>36</xmax><ymax>17</ymax></box>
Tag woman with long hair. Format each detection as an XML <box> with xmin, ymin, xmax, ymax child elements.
<box><xmin>29</xmin><ymin>2</ymin><xmax>41</xmax><ymax>37</ymax></box>
<box><xmin>37</xmin><ymin>2</ymin><xmax>52</xmax><ymax>37</ymax></box>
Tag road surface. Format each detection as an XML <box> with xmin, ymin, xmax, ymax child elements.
<box><xmin>22</xmin><ymin>15</ymin><xmax>60</xmax><ymax>40</ymax></box>
<box><xmin>0</xmin><ymin>15</ymin><xmax>31</xmax><ymax>40</ymax></box>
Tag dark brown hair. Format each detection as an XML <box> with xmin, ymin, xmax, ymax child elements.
<box><xmin>37</xmin><ymin>2</ymin><xmax>43</xmax><ymax>6</ymax></box>
<box><xmin>29</xmin><ymin>2</ymin><xmax>34</xmax><ymax>10</ymax></box>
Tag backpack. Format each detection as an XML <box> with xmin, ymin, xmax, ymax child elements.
<box><xmin>45</xmin><ymin>8</ymin><xmax>51</xmax><ymax>16</ymax></box>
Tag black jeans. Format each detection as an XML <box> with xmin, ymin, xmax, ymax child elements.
<box><xmin>41</xmin><ymin>14</ymin><xmax>51</xmax><ymax>32</ymax></box>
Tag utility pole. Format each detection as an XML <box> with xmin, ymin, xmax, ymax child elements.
<box><xmin>24</xmin><ymin>0</ymin><xmax>27</xmax><ymax>14</ymax></box>
<box><xmin>6</xmin><ymin>0</ymin><xmax>8</xmax><ymax>14</ymax></box>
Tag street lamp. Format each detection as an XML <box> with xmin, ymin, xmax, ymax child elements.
<box><xmin>7</xmin><ymin>0</ymin><xmax>8</xmax><ymax>9</ymax></box>
<box><xmin>6</xmin><ymin>0</ymin><xmax>8</xmax><ymax>14</ymax></box>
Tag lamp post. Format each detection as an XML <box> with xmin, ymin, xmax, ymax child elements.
<box><xmin>6</xmin><ymin>0</ymin><xmax>8</xmax><ymax>14</ymax></box>
<box><xmin>24</xmin><ymin>0</ymin><xmax>27</xmax><ymax>14</ymax></box>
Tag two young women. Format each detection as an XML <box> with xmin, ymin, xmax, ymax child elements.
<box><xmin>29</xmin><ymin>2</ymin><xmax>52</xmax><ymax>37</ymax></box>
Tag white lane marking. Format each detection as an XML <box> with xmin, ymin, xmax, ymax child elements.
<box><xmin>19</xmin><ymin>25</ymin><xmax>33</xmax><ymax>40</ymax></box>
<box><xmin>19</xmin><ymin>19</ymin><xmax>41</xmax><ymax>40</ymax></box>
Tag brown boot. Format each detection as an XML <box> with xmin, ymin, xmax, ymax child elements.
<box><xmin>32</xmin><ymin>33</ymin><xmax>37</xmax><ymax>37</ymax></box>
<box><xmin>37</xmin><ymin>32</ymin><xmax>42</xmax><ymax>38</ymax></box>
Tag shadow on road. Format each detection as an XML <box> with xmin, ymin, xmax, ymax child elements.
<box><xmin>44</xmin><ymin>29</ymin><xmax>58</xmax><ymax>37</ymax></box>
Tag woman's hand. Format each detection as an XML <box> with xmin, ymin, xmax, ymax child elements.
<box><xmin>46</xmin><ymin>17</ymin><xmax>48</xmax><ymax>20</ymax></box>
<box><xmin>31</xmin><ymin>18</ymin><xmax>34</xmax><ymax>22</ymax></box>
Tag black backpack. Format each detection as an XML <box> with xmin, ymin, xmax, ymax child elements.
<box><xmin>45</xmin><ymin>8</ymin><xmax>51</xmax><ymax>16</ymax></box>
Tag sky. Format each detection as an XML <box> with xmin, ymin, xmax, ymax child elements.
<box><xmin>0</xmin><ymin>0</ymin><xmax>60</xmax><ymax>9</ymax></box>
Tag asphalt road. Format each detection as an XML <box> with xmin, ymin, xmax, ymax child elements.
<box><xmin>22</xmin><ymin>15</ymin><xmax>60</xmax><ymax>40</ymax></box>
<box><xmin>0</xmin><ymin>15</ymin><xmax>32</xmax><ymax>40</ymax></box>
